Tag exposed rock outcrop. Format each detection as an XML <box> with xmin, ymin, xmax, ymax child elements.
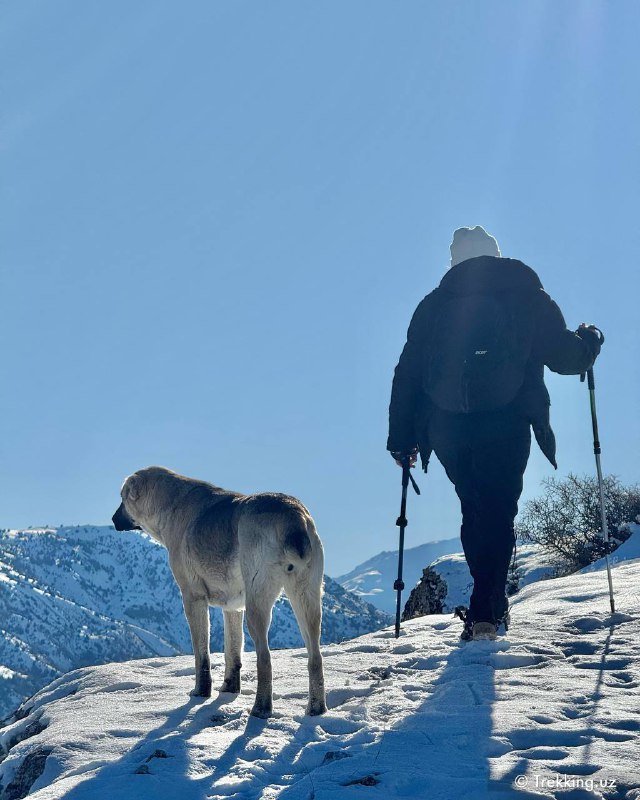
<box><xmin>402</xmin><ymin>566</ymin><xmax>448</xmax><ymax>621</ymax></box>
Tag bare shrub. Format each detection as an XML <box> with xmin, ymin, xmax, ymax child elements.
<box><xmin>516</xmin><ymin>474</ymin><xmax>639</xmax><ymax>575</ymax></box>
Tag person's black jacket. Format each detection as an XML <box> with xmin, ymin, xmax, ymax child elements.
<box><xmin>387</xmin><ymin>256</ymin><xmax>600</xmax><ymax>470</ymax></box>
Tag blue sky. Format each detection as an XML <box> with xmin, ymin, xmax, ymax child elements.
<box><xmin>2</xmin><ymin>1</ymin><xmax>639</xmax><ymax>575</ymax></box>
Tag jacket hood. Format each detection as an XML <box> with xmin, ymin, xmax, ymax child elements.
<box><xmin>439</xmin><ymin>256</ymin><xmax>543</xmax><ymax>295</ymax></box>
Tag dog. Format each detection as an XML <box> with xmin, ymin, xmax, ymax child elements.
<box><xmin>112</xmin><ymin>466</ymin><xmax>326</xmax><ymax>718</ymax></box>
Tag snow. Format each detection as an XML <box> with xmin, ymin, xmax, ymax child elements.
<box><xmin>583</xmin><ymin>523</ymin><xmax>640</xmax><ymax>574</ymax></box>
<box><xmin>2</xmin><ymin>554</ymin><xmax>638</xmax><ymax>799</ymax></box>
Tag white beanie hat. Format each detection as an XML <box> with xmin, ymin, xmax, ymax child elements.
<box><xmin>450</xmin><ymin>226</ymin><xmax>501</xmax><ymax>267</ymax></box>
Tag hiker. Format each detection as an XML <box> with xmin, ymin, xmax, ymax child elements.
<box><xmin>387</xmin><ymin>226</ymin><xmax>603</xmax><ymax>640</ymax></box>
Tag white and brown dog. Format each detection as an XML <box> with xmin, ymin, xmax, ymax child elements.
<box><xmin>113</xmin><ymin>466</ymin><xmax>326</xmax><ymax>718</ymax></box>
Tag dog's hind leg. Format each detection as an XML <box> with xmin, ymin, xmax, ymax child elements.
<box><xmin>244</xmin><ymin>576</ymin><xmax>281</xmax><ymax>718</ymax></box>
<box><xmin>285</xmin><ymin>575</ymin><xmax>327</xmax><ymax>716</ymax></box>
<box><xmin>221</xmin><ymin>609</ymin><xmax>243</xmax><ymax>693</ymax></box>
<box><xmin>182</xmin><ymin>592</ymin><xmax>212</xmax><ymax>698</ymax></box>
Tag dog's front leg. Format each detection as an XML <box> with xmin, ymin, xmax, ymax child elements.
<box><xmin>221</xmin><ymin>609</ymin><xmax>243</xmax><ymax>693</ymax></box>
<box><xmin>182</xmin><ymin>592</ymin><xmax>212</xmax><ymax>698</ymax></box>
<box><xmin>245</xmin><ymin>600</ymin><xmax>273</xmax><ymax>718</ymax></box>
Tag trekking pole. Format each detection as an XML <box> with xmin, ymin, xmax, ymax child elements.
<box><xmin>394</xmin><ymin>458</ymin><xmax>420</xmax><ymax>638</ymax></box>
<box><xmin>580</xmin><ymin>360</ymin><xmax>615</xmax><ymax>614</ymax></box>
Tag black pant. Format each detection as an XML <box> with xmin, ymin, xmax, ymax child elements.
<box><xmin>428</xmin><ymin>406</ymin><xmax>531</xmax><ymax>623</ymax></box>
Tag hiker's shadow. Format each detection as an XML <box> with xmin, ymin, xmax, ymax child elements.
<box><xmin>276</xmin><ymin>631</ymin><xmax>552</xmax><ymax>799</ymax></box>
<box><xmin>278</xmin><ymin>633</ymin><xmax>512</xmax><ymax>799</ymax></box>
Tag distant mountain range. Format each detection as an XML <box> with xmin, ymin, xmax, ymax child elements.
<box><xmin>336</xmin><ymin>538</ymin><xmax>460</xmax><ymax>615</ymax></box>
<box><xmin>0</xmin><ymin>526</ymin><xmax>390</xmax><ymax>719</ymax></box>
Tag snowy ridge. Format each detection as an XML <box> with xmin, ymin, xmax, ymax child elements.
<box><xmin>0</xmin><ymin>554</ymin><xmax>638</xmax><ymax>799</ymax></box>
<box><xmin>337</xmin><ymin>538</ymin><xmax>460</xmax><ymax>614</ymax></box>
<box><xmin>0</xmin><ymin>527</ymin><xmax>390</xmax><ymax>719</ymax></box>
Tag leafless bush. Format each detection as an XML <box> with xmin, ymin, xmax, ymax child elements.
<box><xmin>516</xmin><ymin>474</ymin><xmax>639</xmax><ymax>575</ymax></box>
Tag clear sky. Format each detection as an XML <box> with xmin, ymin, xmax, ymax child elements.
<box><xmin>2</xmin><ymin>1</ymin><xmax>639</xmax><ymax>576</ymax></box>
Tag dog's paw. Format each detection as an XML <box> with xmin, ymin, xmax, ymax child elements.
<box><xmin>189</xmin><ymin>685</ymin><xmax>212</xmax><ymax>699</ymax></box>
<box><xmin>250</xmin><ymin>700</ymin><xmax>272</xmax><ymax>719</ymax></box>
<box><xmin>220</xmin><ymin>678</ymin><xmax>240</xmax><ymax>694</ymax></box>
<box><xmin>306</xmin><ymin>699</ymin><xmax>327</xmax><ymax>716</ymax></box>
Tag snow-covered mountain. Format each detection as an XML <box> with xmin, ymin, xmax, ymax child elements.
<box><xmin>337</xmin><ymin>537</ymin><xmax>460</xmax><ymax>614</ymax></box>
<box><xmin>0</xmin><ymin>527</ymin><xmax>390</xmax><ymax>719</ymax></box>
<box><xmin>1</xmin><ymin>548</ymin><xmax>638</xmax><ymax>799</ymax></box>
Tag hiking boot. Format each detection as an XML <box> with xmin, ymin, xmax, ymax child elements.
<box><xmin>472</xmin><ymin>621</ymin><xmax>497</xmax><ymax>641</ymax></box>
<box><xmin>455</xmin><ymin>606</ymin><xmax>503</xmax><ymax>641</ymax></box>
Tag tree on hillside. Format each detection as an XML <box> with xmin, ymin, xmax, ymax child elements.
<box><xmin>517</xmin><ymin>474</ymin><xmax>640</xmax><ymax>575</ymax></box>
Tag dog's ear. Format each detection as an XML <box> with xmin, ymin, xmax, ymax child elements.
<box><xmin>122</xmin><ymin>473</ymin><xmax>142</xmax><ymax>503</ymax></box>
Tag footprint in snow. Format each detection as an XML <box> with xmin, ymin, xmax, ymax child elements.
<box><xmin>573</xmin><ymin>658</ymin><xmax>630</xmax><ymax>671</ymax></box>
<box><xmin>391</xmin><ymin>643</ymin><xmax>418</xmax><ymax>655</ymax></box>
<box><xmin>520</xmin><ymin>644</ymin><xmax>561</xmax><ymax>656</ymax></box>
<box><xmin>315</xmin><ymin>716</ymin><xmax>362</xmax><ymax>735</ymax></box>
<box><xmin>490</xmin><ymin>652</ymin><xmax>544</xmax><ymax>669</ymax></box>
<box><xmin>209</xmin><ymin>712</ymin><xmax>243</xmax><ymax>727</ymax></box>
<box><xmin>345</xmin><ymin>644</ymin><xmax>382</xmax><ymax>654</ymax></box>
<box><xmin>558</xmin><ymin>593</ymin><xmax>602</xmax><ymax>603</ymax></box>
<box><xmin>96</xmin><ymin>682</ymin><xmax>142</xmax><ymax>693</ymax></box>
<box><xmin>561</xmin><ymin>707</ymin><xmax>591</xmax><ymax>721</ymax></box>
<box><xmin>608</xmin><ymin>719</ymin><xmax>640</xmax><ymax>731</ymax></box>
<box><xmin>560</xmin><ymin>641</ymin><xmax>601</xmax><ymax>657</ymax></box>
<box><xmin>528</xmin><ymin>714</ymin><xmax>555</xmax><ymax>725</ymax></box>
<box><xmin>508</xmin><ymin>728</ymin><xmax>591</xmax><ymax>750</ymax></box>
<box><xmin>521</xmin><ymin>746</ymin><xmax>570</xmax><ymax>761</ymax></box>
<box><xmin>568</xmin><ymin>613</ymin><xmax>634</xmax><ymax>634</ymax></box>
<box><xmin>555</xmin><ymin>763</ymin><xmax>600</xmax><ymax>776</ymax></box>
<box><xmin>171</xmin><ymin>667</ymin><xmax>195</xmax><ymax>677</ymax></box>
<box><xmin>606</xmin><ymin>671</ymin><xmax>638</xmax><ymax>688</ymax></box>
<box><xmin>364</xmin><ymin>665</ymin><xmax>394</xmax><ymax>681</ymax></box>
<box><xmin>594</xmin><ymin>730</ymin><xmax>635</xmax><ymax>743</ymax></box>
<box><xmin>326</xmin><ymin>686</ymin><xmax>373</xmax><ymax>709</ymax></box>
<box><xmin>396</xmin><ymin>655</ymin><xmax>443</xmax><ymax>671</ymax></box>
<box><xmin>568</xmin><ymin>616</ymin><xmax>609</xmax><ymax>633</ymax></box>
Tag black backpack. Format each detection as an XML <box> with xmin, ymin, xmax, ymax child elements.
<box><xmin>424</xmin><ymin>289</ymin><xmax>533</xmax><ymax>413</ymax></box>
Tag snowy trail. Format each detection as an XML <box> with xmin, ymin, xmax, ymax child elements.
<box><xmin>1</xmin><ymin>560</ymin><xmax>638</xmax><ymax>800</ymax></box>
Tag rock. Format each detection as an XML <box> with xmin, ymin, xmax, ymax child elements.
<box><xmin>402</xmin><ymin>566</ymin><xmax>448</xmax><ymax>621</ymax></box>
<box><xmin>3</xmin><ymin>747</ymin><xmax>52</xmax><ymax>800</ymax></box>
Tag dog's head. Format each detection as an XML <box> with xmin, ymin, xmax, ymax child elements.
<box><xmin>112</xmin><ymin>466</ymin><xmax>177</xmax><ymax>536</ymax></box>
<box><xmin>112</xmin><ymin>475</ymin><xmax>143</xmax><ymax>531</ymax></box>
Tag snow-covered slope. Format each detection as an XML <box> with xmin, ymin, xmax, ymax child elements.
<box><xmin>0</xmin><ymin>527</ymin><xmax>390</xmax><ymax>719</ymax></box>
<box><xmin>1</xmin><ymin>555</ymin><xmax>638</xmax><ymax>799</ymax></box>
<box><xmin>337</xmin><ymin>538</ymin><xmax>460</xmax><ymax>614</ymax></box>
<box><xmin>582</xmin><ymin>522</ymin><xmax>640</xmax><ymax>573</ymax></box>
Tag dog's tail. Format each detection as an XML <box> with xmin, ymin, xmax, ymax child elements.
<box><xmin>281</xmin><ymin>511</ymin><xmax>324</xmax><ymax>596</ymax></box>
<box><xmin>284</xmin><ymin>524</ymin><xmax>312</xmax><ymax>561</ymax></box>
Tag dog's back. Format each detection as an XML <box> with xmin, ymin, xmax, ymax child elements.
<box><xmin>237</xmin><ymin>492</ymin><xmax>319</xmax><ymax>571</ymax></box>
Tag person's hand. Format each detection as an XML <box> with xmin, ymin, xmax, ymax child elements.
<box><xmin>390</xmin><ymin>449</ymin><xmax>418</xmax><ymax>468</ymax></box>
<box><xmin>576</xmin><ymin>324</ymin><xmax>604</xmax><ymax>359</ymax></box>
